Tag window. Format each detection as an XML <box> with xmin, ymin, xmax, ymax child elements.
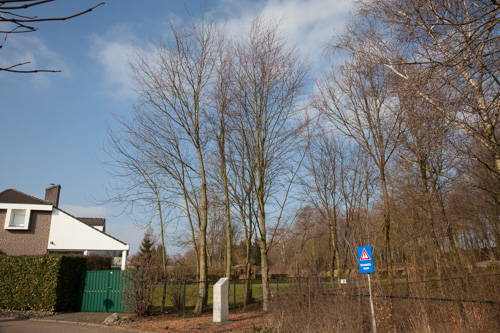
<box><xmin>12</xmin><ymin>210</ymin><xmax>26</xmax><ymax>227</ymax></box>
<box><xmin>1</xmin><ymin>204</ymin><xmax>52</xmax><ymax>231</ymax></box>
<box><xmin>4</xmin><ymin>208</ymin><xmax>31</xmax><ymax>230</ymax></box>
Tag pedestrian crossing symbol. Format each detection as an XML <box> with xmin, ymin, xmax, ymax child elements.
<box><xmin>360</xmin><ymin>248</ymin><xmax>371</xmax><ymax>261</ymax></box>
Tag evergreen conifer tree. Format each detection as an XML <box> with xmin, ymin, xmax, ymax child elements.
<box><xmin>139</xmin><ymin>228</ymin><xmax>156</xmax><ymax>258</ymax></box>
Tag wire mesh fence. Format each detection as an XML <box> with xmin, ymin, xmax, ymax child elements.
<box><xmin>154</xmin><ymin>273</ymin><xmax>500</xmax><ymax>321</ymax></box>
<box><xmin>264</xmin><ymin>273</ymin><xmax>500</xmax><ymax>332</ymax></box>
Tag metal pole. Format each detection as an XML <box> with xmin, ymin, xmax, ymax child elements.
<box><xmin>367</xmin><ymin>274</ymin><xmax>377</xmax><ymax>333</ymax></box>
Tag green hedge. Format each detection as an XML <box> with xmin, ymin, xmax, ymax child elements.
<box><xmin>0</xmin><ymin>255</ymin><xmax>87</xmax><ymax>311</ymax></box>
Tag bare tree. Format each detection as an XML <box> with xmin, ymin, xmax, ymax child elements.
<box><xmin>0</xmin><ymin>0</ymin><xmax>104</xmax><ymax>73</ymax></box>
<box><xmin>225</xmin><ymin>127</ymin><xmax>258</xmax><ymax>306</ymax></box>
<box><xmin>337</xmin><ymin>141</ymin><xmax>377</xmax><ymax>274</ymax></box>
<box><xmin>104</xmin><ymin>119</ymin><xmax>180</xmax><ymax>312</ymax></box>
<box><xmin>396</xmin><ymin>86</ymin><xmax>464</xmax><ymax>281</ymax></box>
<box><xmin>232</xmin><ymin>17</ymin><xmax>310</xmax><ymax>311</ymax></box>
<box><xmin>302</xmin><ymin>123</ymin><xmax>342</xmax><ymax>280</ymax></box>
<box><xmin>313</xmin><ymin>50</ymin><xmax>405</xmax><ymax>287</ymax></box>
<box><xmin>206</xmin><ymin>41</ymin><xmax>234</xmax><ymax>278</ymax></box>
<box><xmin>129</xmin><ymin>15</ymin><xmax>222</xmax><ymax>314</ymax></box>
<box><xmin>358</xmin><ymin>0</ymin><xmax>500</xmax><ymax>180</ymax></box>
<box><xmin>125</xmin><ymin>233</ymin><xmax>161</xmax><ymax>317</ymax></box>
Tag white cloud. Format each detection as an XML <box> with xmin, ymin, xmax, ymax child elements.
<box><xmin>89</xmin><ymin>24</ymin><xmax>138</xmax><ymax>100</ymax></box>
<box><xmin>217</xmin><ymin>0</ymin><xmax>354</xmax><ymax>75</ymax></box>
<box><xmin>89</xmin><ymin>1</ymin><xmax>354</xmax><ymax>98</ymax></box>
<box><xmin>60</xmin><ymin>204</ymin><xmax>110</xmax><ymax>218</ymax></box>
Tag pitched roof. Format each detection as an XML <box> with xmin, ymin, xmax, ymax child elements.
<box><xmin>77</xmin><ymin>217</ymin><xmax>105</xmax><ymax>227</ymax></box>
<box><xmin>0</xmin><ymin>189</ymin><xmax>51</xmax><ymax>205</ymax></box>
<box><xmin>0</xmin><ymin>188</ymin><xmax>127</xmax><ymax>247</ymax></box>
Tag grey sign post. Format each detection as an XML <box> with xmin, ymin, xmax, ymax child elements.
<box><xmin>358</xmin><ymin>246</ymin><xmax>377</xmax><ymax>333</ymax></box>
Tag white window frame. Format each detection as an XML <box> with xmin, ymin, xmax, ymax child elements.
<box><xmin>8</xmin><ymin>209</ymin><xmax>30</xmax><ymax>229</ymax></box>
<box><xmin>1</xmin><ymin>203</ymin><xmax>52</xmax><ymax>230</ymax></box>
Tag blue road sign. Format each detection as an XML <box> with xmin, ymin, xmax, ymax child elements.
<box><xmin>357</xmin><ymin>246</ymin><xmax>374</xmax><ymax>274</ymax></box>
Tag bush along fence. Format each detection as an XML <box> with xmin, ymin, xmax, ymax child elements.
<box><xmin>154</xmin><ymin>274</ymin><xmax>500</xmax><ymax>318</ymax></box>
<box><xmin>0</xmin><ymin>255</ymin><xmax>87</xmax><ymax>311</ymax></box>
<box><xmin>264</xmin><ymin>273</ymin><xmax>500</xmax><ymax>332</ymax></box>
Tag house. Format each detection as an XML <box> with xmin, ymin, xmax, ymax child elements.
<box><xmin>0</xmin><ymin>185</ymin><xmax>129</xmax><ymax>270</ymax></box>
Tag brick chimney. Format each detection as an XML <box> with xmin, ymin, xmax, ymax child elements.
<box><xmin>45</xmin><ymin>184</ymin><xmax>61</xmax><ymax>208</ymax></box>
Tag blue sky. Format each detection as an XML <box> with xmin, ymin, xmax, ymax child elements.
<box><xmin>0</xmin><ymin>0</ymin><xmax>353</xmax><ymax>255</ymax></box>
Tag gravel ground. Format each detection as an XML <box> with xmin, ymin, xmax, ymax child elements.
<box><xmin>123</xmin><ymin>311</ymin><xmax>266</xmax><ymax>333</ymax></box>
<box><xmin>0</xmin><ymin>309</ymin><xmax>55</xmax><ymax>321</ymax></box>
<box><xmin>40</xmin><ymin>312</ymin><xmax>124</xmax><ymax>324</ymax></box>
<box><xmin>0</xmin><ymin>309</ymin><xmax>266</xmax><ymax>332</ymax></box>
<box><xmin>0</xmin><ymin>309</ymin><xmax>129</xmax><ymax>325</ymax></box>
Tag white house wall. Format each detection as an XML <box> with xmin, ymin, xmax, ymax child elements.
<box><xmin>47</xmin><ymin>208</ymin><xmax>129</xmax><ymax>252</ymax></box>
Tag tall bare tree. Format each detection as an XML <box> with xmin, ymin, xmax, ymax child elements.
<box><xmin>104</xmin><ymin>125</ymin><xmax>172</xmax><ymax>290</ymax></box>
<box><xmin>206</xmin><ymin>41</ymin><xmax>234</xmax><ymax>278</ymax></box>
<box><xmin>225</xmin><ymin>127</ymin><xmax>258</xmax><ymax>306</ymax></box>
<box><xmin>302</xmin><ymin>123</ymin><xmax>342</xmax><ymax>280</ymax></box>
<box><xmin>232</xmin><ymin>17</ymin><xmax>309</xmax><ymax>311</ymax></box>
<box><xmin>129</xmin><ymin>16</ymin><xmax>222</xmax><ymax>314</ymax></box>
<box><xmin>313</xmin><ymin>51</ymin><xmax>405</xmax><ymax>287</ymax></box>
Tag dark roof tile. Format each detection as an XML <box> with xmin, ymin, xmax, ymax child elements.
<box><xmin>77</xmin><ymin>217</ymin><xmax>105</xmax><ymax>227</ymax></box>
<box><xmin>0</xmin><ymin>188</ymin><xmax>127</xmax><ymax>247</ymax></box>
<box><xmin>0</xmin><ymin>189</ymin><xmax>50</xmax><ymax>205</ymax></box>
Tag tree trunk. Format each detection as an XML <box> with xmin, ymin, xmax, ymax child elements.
<box><xmin>224</xmin><ymin>177</ymin><xmax>232</xmax><ymax>278</ymax></box>
<box><xmin>420</xmin><ymin>161</ymin><xmax>442</xmax><ymax>286</ymax></box>
<box><xmin>258</xmin><ymin>177</ymin><xmax>270</xmax><ymax>311</ymax></box>
<box><xmin>244</xmin><ymin>239</ymin><xmax>253</xmax><ymax>307</ymax></box>
<box><xmin>260</xmin><ymin>238</ymin><xmax>270</xmax><ymax>312</ymax></box>
<box><xmin>194</xmin><ymin>146</ymin><xmax>209</xmax><ymax>314</ymax></box>
<box><xmin>380</xmin><ymin>168</ymin><xmax>394</xmax><ymax>288</ymax></box>
<box><xmin>327</xmin><ymin>211</ymin><xmax>340</xmax><ymax>285</ymax></box>
<box><xmin>241</xmin><ymin>205</ymin><xmax>254</xmax><ymax>307</ymax></box>
<box><xmin>155</xmin><ymin>193</ymin><xmax>169</xmax><ymax>312</ymax></box>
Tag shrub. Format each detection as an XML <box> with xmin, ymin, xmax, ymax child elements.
<box><xmin>263</xmin><ymin>274</ymin><xmax>500</xmax><ymax>333</ymax></box>
<box><xmin>123</xmin><ymin>253</ymin><xmax>160</xmax><ymax>316</ymax></box>
<box><xmin>0</xmin><ymin>255</ymin><xmax>87</xmax><ymax>311</ymax></box>
<box><xmin>86</xmin><ymin>254</ymin><xmax>113</xmax><ymax>270</ymax></box>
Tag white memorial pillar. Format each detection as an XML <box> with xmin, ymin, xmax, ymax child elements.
<box><xmin>121</xmin><ymin>250</ymin><xmax>128</xmax><ymax>270</ymax></box>
<box><xmin>213</xmin><ymin>278</ymin><xmax>230</xmax><ymax>323</ymax></box>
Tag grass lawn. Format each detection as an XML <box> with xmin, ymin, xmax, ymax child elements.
<box><xmin>151</xmin><ymin>280</ymin><xmax>265</xmax><ymax>313</ymax></box>
<box><xmin>150</xmin><ymin>277</ymin><xmax>333</xmax><ymax>314</ymax></box>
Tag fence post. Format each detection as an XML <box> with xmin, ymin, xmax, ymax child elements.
<box><xmin>183</xmin><ymin>281</ymin><xmax>186</xmax><ymax>318</ymax></box>
<box><xmin>233</xmin><ymin>280</ymin><xmax>237</xmax><ymax>313</ymax></box>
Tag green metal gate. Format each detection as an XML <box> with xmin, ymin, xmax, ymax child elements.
<box><xmin>76</xmin><ymin>270</ymin><xmax>131</xmax><ymax>312</ymax></box>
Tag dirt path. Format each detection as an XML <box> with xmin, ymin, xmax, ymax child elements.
<box><xmin>123</xmin><ymin>311</ymin><xmax>266</xmax><ymax>333</ymax></box>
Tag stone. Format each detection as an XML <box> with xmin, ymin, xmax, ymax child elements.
<box><xmin>102</xmin><ymin>313</ymin><xmax>120</xmax><ymax>325</ymax></box>
<box><xmin>213</xmin><ymin>277</ymin><xmax>230</xmax><ymax>323</ymax></box>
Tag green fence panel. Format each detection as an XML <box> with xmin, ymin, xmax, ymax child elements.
<box><xmin>76</xmin><ymin>270</ymin><xmax>130</xmax><ymax>312</ymax></box>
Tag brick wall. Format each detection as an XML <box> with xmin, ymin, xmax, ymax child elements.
<box><xmin>0</xmin><ymin>210</ymin><xmax>52</xmax><ymax>255</ymax></box>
